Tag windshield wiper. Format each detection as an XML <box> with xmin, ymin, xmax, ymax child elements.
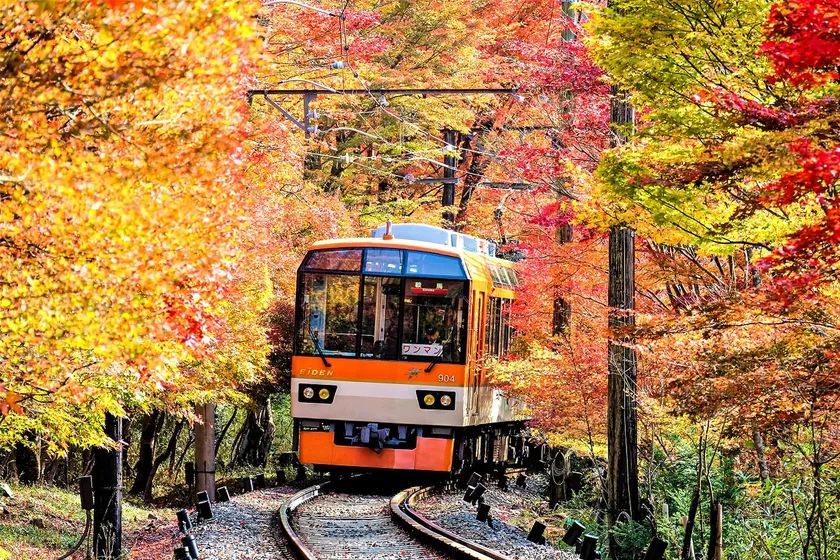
<box><xmin>425</xmin><ymin>331</ymin><xmax>449</xmax><ymax>373</ymax></box>
<box><xmin>424</xmin><ymin>350</ymin><xmax>444</xmax><ymax>373</ymax></box>
<box><xmin>308</xmin><ymin>326</ymin><xmax>332</xmax><ymax>367</ymax></box>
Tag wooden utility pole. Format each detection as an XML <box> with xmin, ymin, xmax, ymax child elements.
<box><xmin>607</xmin><ymin>79</ymin><xmax>641</xmax><ymax>559</ymax></box>
<box><xmin>552</xmin><ymin>220</ymin><xmax>573</xmax><ymax>335</ymax></box>
<box><xmin>194</xmin><ymin>403</ymin><xmax>216</xmax><ymax>501</ymax></box>
<box><xmin>92</xmin><ymin>412</ymin><xmax>122</xmax><ymax>559</ymax></box>
<box><xmin>442</xmin><ymin>129</ymin><xmax>458</xmax><ymax>226</ymax></box>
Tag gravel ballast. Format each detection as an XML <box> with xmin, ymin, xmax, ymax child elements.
<box><xmin>292</xmin><ymin>492</ymin><xmax>450</xmax><ymax>560</ymax></box>
<box><xmin>130</xmin><ymin>475</ymin><xmax>577</xmax><ymax>560</ymax></box>
<box><xmin>184</xmin><ymin>486</ymin><xmax>297</xmax><ymax>560</ymax></box>
<box><xmin>413</xmin><ymin>474</ymin><xmax>577</xmax><ymax>560</ymax></box>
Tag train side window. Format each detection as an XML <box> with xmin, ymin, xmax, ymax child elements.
<box><xmin>484</xmin><ymin>298</ymin><xmax>493</xmax><ymax>356</ymax></box>
<box><xmin>401</xmin><ymin>279</ymin><xmax>467</xmax><ymax>363</ymax></box>
<box><xmin>501</xmin><ymin>299</ymin><xmax>513</xmax><ymax>357</ymax></box>
<box><xmin>485</xmin><ymin>298</ymin><xmax>502</xmax><ymax>357</ymax></box>
<box><xmin>485</xmin><ymin>297</ymin><xmax>512</xmax><ymax>359</ymax></box>
<box><xmin>489</xmin><ymin>265</ymin><xmax>502</xmax><ymax>285</ymax></box>
<box><xmin>298</xmin><ymin>273</ymin><xmax>360</xmax><ymax>357</ymax></box>
<box><xmin>303</xmin><ymin>249</ymin><xmax>362</xmax><ymax>271</ymax></box>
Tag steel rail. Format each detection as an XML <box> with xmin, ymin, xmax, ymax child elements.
<box><xmin>280</xmin><ymin>479</ymin><xmax>515</xmax><ymax>560</ymax></box>
<box><xmin>278</xmin><ymin>480</ymin><xmax>332</xmax><ymax>560</ymax></box>
<box><xmin>390</xmin><ymin>485</ymin><xmax>516</xmax><ymax>560</ymax></box>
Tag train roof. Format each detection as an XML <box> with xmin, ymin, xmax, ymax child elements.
<box><xmin>370</xmin><ymin>223</ymin><xmax>497</xmax><ymax>256</ymax></box>
<box><xmin>306</xmin><ymin>226</ymin><xmax>518</xmax><ymax>290</ymax></box>
<box><xmin>309</xmin><ymin>235</ymin><xmax>516</xmax><ymax>269</ymax></box>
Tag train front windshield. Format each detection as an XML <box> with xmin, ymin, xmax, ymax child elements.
<box><xmin>296</xmin><ymin>248</ymin><xmax>468</xmax><ymax>363</ymax></box>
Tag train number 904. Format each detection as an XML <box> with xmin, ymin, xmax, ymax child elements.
<box><xmin>437</xmin><ymin>374</ymin><xmax>456</xmax><ymax>384</ymax></box>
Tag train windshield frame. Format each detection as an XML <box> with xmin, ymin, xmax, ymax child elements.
<box><xmin>295</xmin><ymin>248</ymin><xmax>469</xmax><ymax>363</ymax></box>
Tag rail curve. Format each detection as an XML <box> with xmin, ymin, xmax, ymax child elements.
<box><xmin>279</xmin><ymin>479</ymin><xmax>515</xmax><ymax>560</ymax></box>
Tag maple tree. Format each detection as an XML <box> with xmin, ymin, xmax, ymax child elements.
<box><xmin>588</xmin><ymin>0</ymin><xmax>838</xmax><ymax>295</ymax></box>
<box><xmin>0</xmin><ymin>0</ymin><xmax>274</xmax><ymax>450</ymax></box>
<box><xmin>0</xmin><ymin>0</ymin><xmax>836</xmax><ymax>558</ymax></box>
<box><xmin>582</xmin><ymin>0</ymin><xmax>839</xmax><ymax>556</ymax></box>
<box><xmin>477</xmin><ymin>0</ymin><xmax>838</xmax><ymax>555</ymax></box>
<box><xmin>585</xmin><ymin>0</ymin><xmax>839</xmax><ymax>436</ymax></box>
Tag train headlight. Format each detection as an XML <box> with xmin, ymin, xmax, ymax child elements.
<box><xmin>299</xmin><ymin>384</ymin><xmax>336</xmax><ymax>403</ymax></box>
<box><xmin>417</xmin><ymin>390</ymin><xmax>455</xmax><ymax>409</ymax></box>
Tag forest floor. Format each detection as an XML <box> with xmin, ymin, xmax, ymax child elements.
<box><xmin>0</xmin><ymin>482</ymin><xmax>176</xmax><ymax>560</ymax></box>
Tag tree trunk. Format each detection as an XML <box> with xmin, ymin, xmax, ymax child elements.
<box><xmin>442</xmin><ymin>129</ymin><xmax>457</xmax><ymax>226</ymax></box>
<box><xmin>681</xmin><ymin>516</ymin><xmax>697</xmax><ymax>560</ymax></box>
<box><xmin>752</xmin><ymin>431</ymin><xmax>770</xmax><ymax>482</ymax></box>
<box><xmin>194</xmin><ymin>403</ymin><xmax>216</xmax><ymax>501</ymax></box>
<box><xmin>707</xmin><ymin>500</ymin><xmax>723</xmax><ymax>560</ymax></box>
<box><xmin>804</xmin><ymin>460</ymin><xmax>827</xmax><ymax>560</ymax></box>
<box><xmin>552</xmin><ymin>218</ymin><xmax>573</xmax><ymax>336</ymax></box>
<box><xmin>607</xmin><ymin>224</ymin><xmax>641</xmax><ymax>560</ymax></box>
<box><xmin>175</xmin><ymin>434</ymin><xmax>194</xmax><ymax>475</ymax></box>
<box><xmin>455</xmin><ymin>114</ymin><xmax>508</xmax><ymax>230</ymax></box>
<box><xmin>232</xmin><ymin>398</ymin><xmax>276</xmax><ymax>467</ymax></box>
<box><xmin>745</xmin><ymin>250</ymin><xmax>771</xmax><ymax>484</ymax></box>
<box><xmin>92</xmin><ymin>413</ymin><xmax>122</xmax><ymax>560</ymax></box>
<box><xmin>553</xmin><ymin>297</ymin><xmax>572</xmax><ymax>335</ymax></box>
<box><xmin>128</xmin><ymin>411</ymin><xmax>161</xmax><ymax>496</ymax></box>
<box><xmin>605</xmin><ymin>41</ymin><xmax>640</xmax><ymax>558</ymax></box>
<box><xmin>454</xmin><ymin>149</ymin><xmax>490</xmax><ymax>228</ymax></box>
<box><xmin>682</xmin><ymin>433</ymin><xmax>706</xmax><ymax>560</ymax></box>
<box><xmin>14</xmin><ymin>437</ymin><xmax>40</xmax><ymax>484</ymax></box>
<box><xmin>121</xmin><ymin>417</ymin><xmax>132</xmax><ymax>482</ymax></box>
<box><xmin>168</xmin><ymin>422</ymin><xmax>184</xmax><ymax>475</ymax></box>
<box><xmin>43</xmin><ymin>455</ymin><xmax>64</xmax><ymax>486</ymax></box>
<box><xmin>143</xmin><ymin>420</ymin><xmax>185</xmax><ymax>502</ymax></box>
<box><xmin>215</xmin><ymin>408</ymin><xmax>238</xmax><ymax>456</ymax></box>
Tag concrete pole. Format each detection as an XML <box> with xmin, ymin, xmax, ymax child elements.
<box><xmin>194</xmin><ymin>402</ymin><xmax>216</xmax><ymax>501</ymax></box>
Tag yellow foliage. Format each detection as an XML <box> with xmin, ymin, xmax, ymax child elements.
<box><xmin>0</xmin><ymin>0</ymin><xmax>275</xmax><ymax>450</ymax></box>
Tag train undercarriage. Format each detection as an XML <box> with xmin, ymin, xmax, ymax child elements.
<box><xmin>294</xmin><ymin>419</ymin><xmax>538</xmax><ymax>476</ymax></box>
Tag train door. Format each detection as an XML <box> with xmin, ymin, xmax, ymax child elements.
<box><xmin>469</xmin><ymin>290</ymin><xmax>486</xmax><ymax>415</ymax></box>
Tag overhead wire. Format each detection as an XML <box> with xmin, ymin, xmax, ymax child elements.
<box><xmin>260</xmin><ymin>0</ymin><xmax>573</xmax><ymax>197</ymax></box>
<box><xmin>257</xmin><ymin>1</ymin><xmax>554</xmax><ymax>229</ymax></box>
<box><xmin>330</xmin><ymin>2</ymin><xmax>541</xmax><ymax>177</ymax></box>
<box><xmin>261</xmin><ymin>0</ymin><xmax>591</xmax><ymax>162</ymax></box>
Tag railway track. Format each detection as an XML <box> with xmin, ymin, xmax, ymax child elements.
<box><xmin>280</xmin><ymin>478</ymin><xmax>515</xmax><ymax>560</ymax></box>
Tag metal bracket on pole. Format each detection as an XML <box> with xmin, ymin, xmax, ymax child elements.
<box><xmin>303</xmin><ymin>93</ymin><xmax>317</xmax><ymax>136</ymax></box>
<box><xmin>478</xmin><ymin>182</ymin><xmax>535</xmax><ymax>190</ymax></box>
<box><xmin>414</xmin><ymin>177</ymin><xmax>459</xmax><ymax>185</ymax></box>
<box><xmin>262</xmin><ymin>94</ymin><xmax>308</xmax><ymax>134</ymax></box>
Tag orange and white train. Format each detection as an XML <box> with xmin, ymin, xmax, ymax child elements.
<box><xmin>291</xmin><ymin>223</ymin><xmax>528</xmax><ymax>473</ymax></box>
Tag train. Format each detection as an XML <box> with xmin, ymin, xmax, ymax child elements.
<box><xmin>290</xmin><ymin>223</ymin><xmax>529</xmax><ymax>474</ymax></box>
